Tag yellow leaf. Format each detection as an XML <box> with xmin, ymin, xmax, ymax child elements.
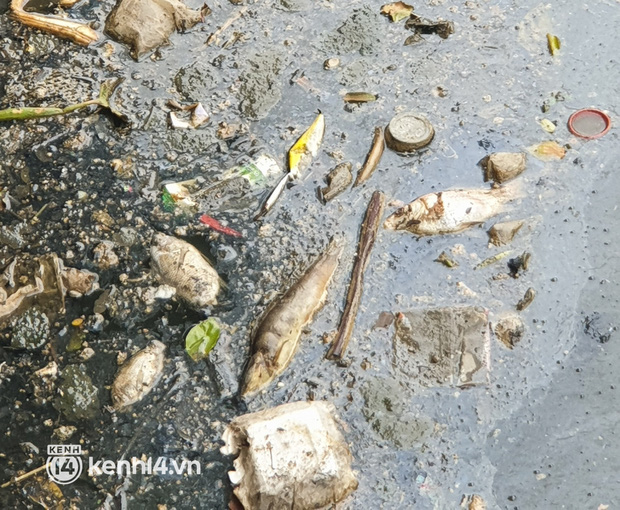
<box><xmin>380</xmin><ymin>2</ymin><xmax>414</xmax><ymax>22</ymax></box>
<box><xmin>288</xmin><ymin>112</ymin><xmax>325</xmax><ymax>179</ymax></box>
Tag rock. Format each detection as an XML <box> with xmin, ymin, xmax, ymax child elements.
<box><xmin>221</xmin><ymin>401</ymin><xmax>358</xmax><ymax>510</ymax></box>
<box><xmin>150</xmin><ymin>233</ymin><xmax>220</xmax><ymax>309</ymax></box>
<box><xmin>11</xmin><ymin>308</ymin><xmax>50</xmax><ymax>350</ymax></box>
<box><xmin>105</xmin><ymin>0</ymin><xmax>207</xmax><ymax>59</ymax></box>
<box><xmin>483</xmin><ymin>152</ymin><xmax>527</xmax><ymax>183</ymax></box>
<box><xmin>54</xmin><ymin>365</ymin><xmax>100</xmax><ymax>421</ymax></box>
<box><xmin>487</xmin><ymin>220</ymin><xmax>524</xmax><ymax>246</ymax></box>
<box><xmin>495</xmin><ymin>315</ymin><xmax>525</xmax><ymax>349</ymax></box>
<box><xmin>93</xmin><ymin>241</ymin><xmax>119</xmax><ymax>270</ymax></box>
<box><xmin>238</xmin><ymin>51</ymin><xmax>284</xmax><ymax>120</ymax></box>
<box><xmin>174</xmin><ymin>61</ymin><xmax>220</xmax><ymax>101</ymax></box>
<box><xmin>362</xmin><ymin>377</ymin><xmax>434</xmax><ymax>449</ymax></box>
<box><xmin>393</xmin><ymin>307</ymin><xmax>490</xmax><ymax>387</ymax></box>
<box><xmin>111</xmin><ymin>340</ymin><xmax>166</xmax><ymax>411</ymax></box>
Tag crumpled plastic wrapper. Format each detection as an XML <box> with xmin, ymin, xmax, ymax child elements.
<box><xmin>221</xmin><ymin>401</ymin><xmax>358</xmax><ymax>510</ymax></box>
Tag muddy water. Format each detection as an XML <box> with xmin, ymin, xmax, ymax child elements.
<box><xmin>1</xmin><ymin>0</ymin><xmax>619</xmax><ymax>508</ymax></box>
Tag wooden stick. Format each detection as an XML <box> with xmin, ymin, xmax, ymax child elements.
<box><xmin>0</xmin><ymin>462</ymin><xmax>49</xmax><ymax>489</ymax></box>
<box><xmin>10</xmin><ymin>0</ymin><xmax>98</xmax><ymax>46</ymax></box>
<box><xmin>327</xmin><ymin>190</ymin><xmax>385</xmax><ymax>359</ymax></box>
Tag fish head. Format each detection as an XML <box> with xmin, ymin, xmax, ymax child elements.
<box><xmin>240</xmin><ymin>351</ymin><xmax>275</xmax><ymax>399</ymax></box>
<box><xmin>383</xmin><ymin>201</ymin><xmax>425</xmax><ymax>231</ymax></box>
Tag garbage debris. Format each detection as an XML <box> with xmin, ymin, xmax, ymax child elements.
<box><xmin>384</xmin><ymin>183</ymin><xmax>522</xmax><ymax>236</ymax></box>
<box><xmin>199</xmin><ymin>214</ymin><xmax>242</xmax><ymax>238</ymax></box>
<box><xmin>323</xmin><ymin>57</ymin><xmax>340</xmax><ymax>69</ymax></box>
<box><xmin>343</xmin><ymin>92</ymin><xmax>378</xmax><ymax>103</ymax></box>
<box><xmin>328</xmin><ymin>192</ymin><xmax>385</xmax><ymax>359</ymax></box>
<box><xmin>319</xmin><ymin>162</ymin><xmax>352</xmax><ymax>202</ymax></box>
<box><xmin>393</xmin><ymin>307</ymin><xmax>490</xmax><ymax>387</ymax></box>
<box><xmin>164</xmin><ymin>155</ymin><xmax>281</xmax><ymax>214</ymax></box>
<box><xmin>10</xmin><ymin>0</ymin><xmax>98</xmax><ymax>46</ymax></box>
<box><xmin>0</xmin><ymin>78</ymin><xmax>126</xmax><ymax>123</ymax></box>
<box><xmin>385</xmin><ymin>112</ymin><xmax>434</xmax><ymax>153</ymax></box>
<box><xmin>185</xmin><ymin>318</ymin><xmax>220</xmax><ymax>361</ymax></box>
<box><xmin>434</xmin><ymin>251</ymin><xmax>458</xmax><ymax>268</ymax></box>
<box><xmin>461</xmin><ymin>494</ymin><xmax>487</xmax><ymax>510</ymax></box>
<box><xmin>405</xmin><ymin>14</ymin><xmax>454</xmax><ymax>39</ymax></box>
<box><xmin>508</xmin><ymin>251</ymin><xmax>531</xmax><ymax>278</ymax></box>
<box><xmin>221</xmin><ymin>401</ymin><xmax>358</xmax><ymax>510</ymax></box>
<box><xmin>105</xmin><ymin>0</ymin><xmax>209</xmax><ymax>59</ymax></box>
<box><xmin>495</xmin><ymin>315</ymin><xmax>524</xmax><ymax>349</ymax></box>
<box><xmin>21</xmin><ymin>476</ymin><xmax>65</xmax><ymax>509</ymax></box>
<box><xmin>241</xmin><ymin>240</ymin><xmax>342</xmax><ymax>397</ymax></box>
<box><xmin>487</xmin><ymin>220</ymin><xmax>524</xmax><ymax>247</ymax></box>
<box><xmin>482</xmin><ymin>152</ymin><xmax>527</xmax><ymax>184</ymax></box>
<box><xmin>254</xmin><ymin>172</ymin><xmax>289</xmax><ymax>220</ymax></box>
<box><xmin>380</xmin><ymin>2</ymin><xmax>413</xmax><ymax>23</ymax></box>
<box><xmin>168</xmin><ymin>101</ymin><xmax>210</xmax><ymax>129</ymax></box>
<box><xmin>354</xmin><ymin>127</ymin><xmax>385</xmax><ymax>187</ymax></box>
<box><xmin>568</xmin><ymin>109</ymin><xmax>611</xmax><ymax>140</ymax></box>
<box><xmin>546</xmin><ymin>33</ymin><xmax>560</xmax><ymax>56</ymax></box>
<box><xmin>516</xmin><ymin>287</ymin><xmax>536</xmax><ymax>311</ymax></box>
<box><xmin>111</xmin><ymin>340</ymin><xmax>166</xmax><ymax>411</ymax></box>
<box><xmin>527</xmin><ymin>141</ymin><xmax>566</xmax><ymax>161</ymax></box>
<box><xmin>539</xmin><ymin>118</ymin><xmax>556</xmax><ymax>133</ymax></box>
<box><xmin>475</xmin><ymin>250</ymin><xmax>512</xmax><ymax>270</ymax></box>
<box><xmin>288</xmin><ymin>112</ymin><xmax>325</xmax><ymax>179</ymax></box>
<box><xmin>150</xmin><ymin>233</ymin><xmax>220</xmax><ymax>309</ymax></box>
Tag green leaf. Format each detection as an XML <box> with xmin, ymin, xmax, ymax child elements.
<box><xmin>185</xmin><ymin>318</ymin><xmax>221</xmax><ymax>361</ymax></box>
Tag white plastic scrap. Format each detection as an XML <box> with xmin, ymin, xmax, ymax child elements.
<box><xmin>221</xmin><ymin>400</ymin><xmax>358</xmax><ymax>510</ymax></box>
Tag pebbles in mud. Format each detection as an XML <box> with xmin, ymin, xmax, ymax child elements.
<box><xmin>111</xmin><ymin>340</ymin><xmax>166</xmax><ymax>412</ymax></box>
<box><xmin>150</xmin><ymin>233</ymin><xmax>220</xmax><ymax>309</ymax></box>
<box><xmin>393</xmin><ymin>307</ymin><xmax>490</xmax><ymax>387</ymax></box>
<box><xmin>482</xmin><ymin>152</ymin><xmax>527</xmax><ymax>184</ymax></box>
<box><xmin>11</xmin><ymin>308</ymin><xmax>50</xmax><ymax>350</ymax></box>
<box><xmin>221</xmin><ymin>401</ymin><xmax>358</xmax><ymax>510</ymax></box>
<box><xmin>495</xmin><ymin>315</ymin><xmax>525</xmax><ymax>349</ymax></box>
<box><xmin>54</xmin><ymin>365</ymin><xmax>100</xmax><ymax>421</ymax></box>
<box><xmin>487</xmin><ymin>220</ymin><xmax>524</xmax><ymax>247</ymax></box>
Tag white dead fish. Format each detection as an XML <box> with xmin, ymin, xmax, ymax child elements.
<box><xmin>111</xmin><ymin>340</ymin><xmax>166</xmax><ymax>411</ymax></box>
<box><xmin>150</xmin><ymin>233</ymin><xmax>220</xmax><ymax>309</ymax></box>
<box><xmin>384</xmin><ymin>184</ymin><xmax>522</xmax><ymax>236</ymax></box>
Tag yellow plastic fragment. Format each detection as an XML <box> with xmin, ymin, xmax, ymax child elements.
<box><xmin>288</xmin><ymin>112</ymin><xmax>325</xmax><ymax>179</ymax></box>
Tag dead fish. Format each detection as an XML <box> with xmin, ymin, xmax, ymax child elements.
<box><xmin>150</xmin><ymin>233</ymin><xmax>220</xmax><ymax>308</ymax></box>
<box><xmin>111</xmin><ymin>340</ymin><xmax>166</xmax><ymax>411</ymax></box>
<box><xmin>384</xmin><ymin>183</ymin><xmax>522</xmax><ymax>236</ymax></box>
<box><xmin>241</xmin><ymin>240</ymin><xmax>343</xmax><ymax>398</ymax></box>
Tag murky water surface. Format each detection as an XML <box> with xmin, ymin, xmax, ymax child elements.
<box><xmin>1</xmin><ymin>0</ymin><xmax>619</xmax><ymax>507</ymax></box>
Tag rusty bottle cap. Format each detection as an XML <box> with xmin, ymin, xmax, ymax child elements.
<box><xmin>385</xmin><ymin>112</ymin><xmax>434</xmax><ymax>153</ymax></box>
